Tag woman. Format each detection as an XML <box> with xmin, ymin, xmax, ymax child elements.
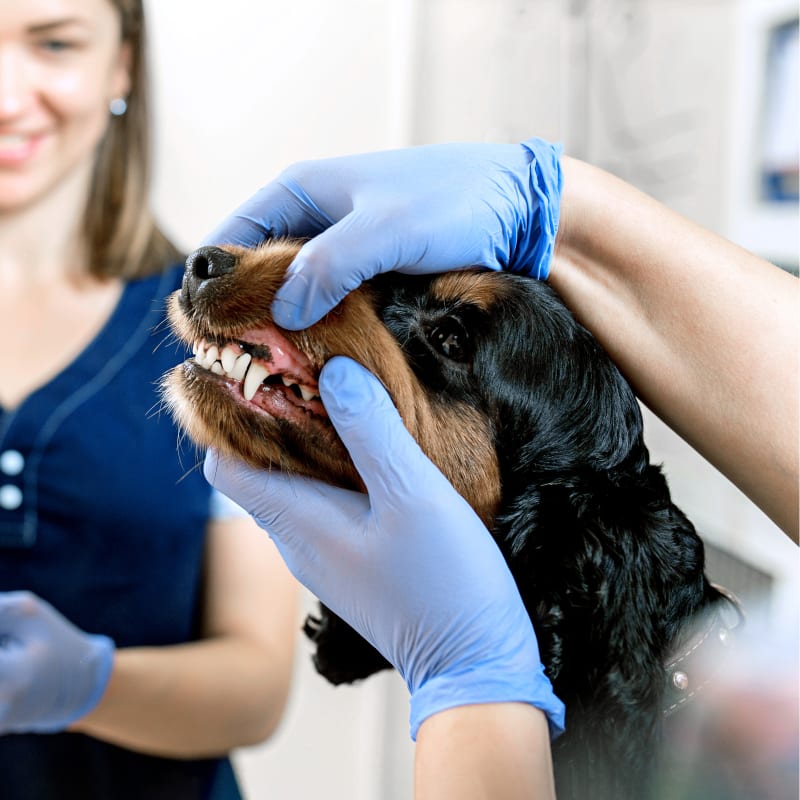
<box><xmin>0</xmin><ymin>1</ymin><xmax>298</xmax><ymax>798</ymax></box>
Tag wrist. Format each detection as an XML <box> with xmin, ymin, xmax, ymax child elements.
<box><xmin>409</xmin><ymin>660</ymin><xmax>565</xmax><ymax>742</ymax></box>
<box><xmin>551</xmin><ymin>155</ymin><xmax>593</xmax><ymax>266</ymax></box>
<box><xmin>551</xmin><ymin>155</ymin><xmax>648</xmax><ymax>285</ymax></box>
<box><xmin>415</xmin><ymin>703</ymin><xmax>557</xmax><ymax>799</ymax></box>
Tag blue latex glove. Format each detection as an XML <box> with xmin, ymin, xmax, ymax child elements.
<box><xmin>205</xmin><ymin>357</ymin><xmax>565</xmax><ymax>739</ymax></box>
<box><xmin>204</xmin><ymin>137</ymin><xmax>563</xmax><ymax>330</ymax></box>
<box><xmin>0</xmin><ymin>591</ymin><xmax>114</xmax><ymax>733</ymax></box>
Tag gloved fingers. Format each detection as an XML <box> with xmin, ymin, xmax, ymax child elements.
<box><xmin>270</xmin><ymin>220</ymin><xmax>373</xmax><ymax>330</ymax></box>
<box><xmin>204</xmin><ymin>451</ymin><xmax>368</xmax><ymax>538</ymax></box>
<box><xmin>0</xmin><ymin>591</ymin><xmax>43</xmax><ymax>626</ymax></box>
<box><xmin>203</xmin><ymin>450</ymin><xmax>369</xmax><ymax>586</ymax></box>
<box><xmin>0</xmin><ymin>640</ymin><xmax>26</xmax><ymax>674</ymax></box>
<box><xmin>319</xmin><ymin>358</ymin><xmax>453</xmax><ymax>511</ymax></box>
<box><xmin>201</xmin><ymin>176</ymin><xmax>335</xmax><ymax>249</ymax></box>
<box><xmin>271</xmin><ymin>211</ymin><xmax>423</xmax><ymax>330</ymax></box>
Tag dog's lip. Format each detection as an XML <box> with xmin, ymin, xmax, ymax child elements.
<box><xmin>236</xmin><ymin>325</ymin><xmax>319</xmax><ymax>386</ymax></box>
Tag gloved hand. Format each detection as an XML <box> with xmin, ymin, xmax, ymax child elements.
<box><xmin>204</xmin><ymin>137</ymin><xmax>563</xmax><ymax>329</ymax></box>
<box><xmin>205</xmin><ymin>356</ymin><xmax>565</xmax><ymax>739</ymax></box>
<box><xmin>0</xmin><ymin>591</ymin><xmax>114</xmax><ymax>733</ymax></box>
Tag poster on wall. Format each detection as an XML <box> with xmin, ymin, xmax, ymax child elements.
<box><xmin>760</xmin><ymin>18</ymin><xmax>799</xmax><ymax>204</ymax></box>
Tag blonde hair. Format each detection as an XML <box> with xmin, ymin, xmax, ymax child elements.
<box><xmin>85</xmin><ymin>0</ymin><xmax>181</xmax><ymax>279</ymax></box>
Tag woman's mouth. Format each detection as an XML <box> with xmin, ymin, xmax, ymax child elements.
<box><xmin>0</xmin><ymin>133</ymin><xmax>43</xmax><ymax>166</ymax></box>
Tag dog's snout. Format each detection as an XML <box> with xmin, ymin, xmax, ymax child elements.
<box><xmin>182</xmin><ymin>246</ymin><xmax>238</xmax><ymax>305</ymax></box>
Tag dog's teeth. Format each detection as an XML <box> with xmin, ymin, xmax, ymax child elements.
<box><xmin>204</xmin><ymin>345</ymin><xmax>219</xmax><ymax>368</ymax></box>
<box><xmin>243</xmin><ymin>362</ymin><xmax>270</xmax><ymax>401</ymax></box>
<box><xmin>192</xmin><ymin>340</ymin><xmax>199</xmax><ymax>356</ymax></box>
<box><xmin>230</xmin><ymin>352</ymin><xmax>252</xmax><ymax>381</ymax></box>
<box><xmin>281</xmin><ymin>376</ymin><xmax>293</xmax><ymax>388</ymax></box>
<box><xmin>299</xmin><ymin>385</ymin><xmax>317</xmax><ymax>402</ymax></box>
<box><xmin>220</xmin><ymin>346</ymin><xmax>238</xmax><ymax>374</ymax></box>
<box><xmin>210</xmin><ymin>361</ymin><xmax>224</xmax><ymax>375</ymax></box>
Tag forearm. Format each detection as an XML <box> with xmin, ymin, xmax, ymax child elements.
<box><xmin>550</xmin><ymin>156</ymin><xmax>799</xmax><ymax>540</ymax></box>
<box><xmin>70</xmin><ymin>636</ymin><xmax>292</xmax><ymax>758</ymax></box>
<box><xmin>415</xmin><ymin>703</ymin><xmax>556</xmax><ymax>799</ymax></box>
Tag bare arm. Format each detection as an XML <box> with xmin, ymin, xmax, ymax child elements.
<box><xmin>70</xmin><ymin>517</ymin><xmax>299</xmax><ymax>757</ymax></box>
<box><xmin>550</xmin><ymin>156</ymin><xmax>799</xmax><ymax>541</ymax></box>
<box><xmin>415</xmin><ymin>704</ymin><xmax>556</xmax><ymax>800</ymax></box>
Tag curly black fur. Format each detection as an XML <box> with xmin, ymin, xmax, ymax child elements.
<box><xmin>304</xmin><ymin>272</ymin><xmax>725</xmax><ymax>799</ymax></box>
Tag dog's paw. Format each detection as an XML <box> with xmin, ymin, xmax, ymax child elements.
<box><xmin>303</xmin><ymin>606</ymin><xmax>392</xmax><ymax>685</ymax></box>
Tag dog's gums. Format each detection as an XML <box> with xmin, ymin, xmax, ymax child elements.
<box><xmin>161</xmin><ymin>240</ymin><xmax>737</xmax><ymax>800</ymax></box>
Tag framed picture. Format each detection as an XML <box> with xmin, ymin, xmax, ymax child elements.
<box><xmin>727</xmin><ymin>0</ymin><xmax>798</xmax><ymax>271</ymax></box>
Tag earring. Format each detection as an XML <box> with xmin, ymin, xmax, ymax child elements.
<box><xmin>109</xmin><ymin>97</ymin><xmax>128</xmax><ymax>117</ymax></box>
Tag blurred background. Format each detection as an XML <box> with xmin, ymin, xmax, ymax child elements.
<box><xmin>145</xmin><ymin>0</ymin><xmax>798</xmax><ymax>797</ymax></box>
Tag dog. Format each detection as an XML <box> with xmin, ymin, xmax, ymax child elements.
<box><xmin>161</xmin><ymin>240</ymin><xmax>740</xmax><ymax>799</ymax></box>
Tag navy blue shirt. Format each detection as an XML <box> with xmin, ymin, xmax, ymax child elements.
<box><xmin>0</xmin><ymin>266</ymin><xmax>242</xmax><ymax>799</ymax></box>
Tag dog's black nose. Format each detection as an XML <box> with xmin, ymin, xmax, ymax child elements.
<box><xmin>182</xmin><ymin>246</ymin><xmax>237</xmax><ymax>305</ymax></box>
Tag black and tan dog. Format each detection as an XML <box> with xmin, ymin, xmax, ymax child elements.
<box><xmin>162</xmin><ymin>240</ymin><xmax>739</xmax><ymax>799</ymax></box>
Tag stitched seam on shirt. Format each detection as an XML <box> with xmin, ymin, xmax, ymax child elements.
<box><xmin>24</xmin><ymin>271</ymin><xmax>176</xmax><ymax>521</ymax></box>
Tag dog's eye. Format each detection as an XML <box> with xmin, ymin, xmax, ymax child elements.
<box><xmin>428</xmin><ymin>318</ymin><xmax>471</xmax><ymax>362</ymax></box>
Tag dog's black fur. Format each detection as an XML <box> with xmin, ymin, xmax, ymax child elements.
<box><xmin>164</xmin><ymin>244</ymin><xmax>729</xmax><ymax>799</ymax></box>
<box><xmin>303</xmin><ymin>272</ymin><xmax>724</xmax><ymax>799</ymax></box>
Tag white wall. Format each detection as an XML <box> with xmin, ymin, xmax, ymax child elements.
<box><xmin>231</xmin><ymin>595</ymin><xmax>414</xmax><ymax>800</ymax></box>
<box><xmin>147</xmin><ymin>0</ymin><xmax>416</xmax><ymax>250</ymax></box>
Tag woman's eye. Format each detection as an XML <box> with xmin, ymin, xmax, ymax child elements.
<box><xmin>428</xmin><ymin>318</ymin><xmax>471</xmax><ymax>362</ymax></box>
<box><xmin>38</xmin><ymin>39</ymin><xmax>78</xmax><ymax>53</ymax></box>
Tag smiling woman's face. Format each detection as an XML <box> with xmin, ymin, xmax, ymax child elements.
<box><xmin>0</xmin><ymin>0</ymin><xmax>130</xmax><ymax>213</ymax></box>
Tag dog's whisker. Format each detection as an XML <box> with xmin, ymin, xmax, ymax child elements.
<box><xmin>151</xmin><ymin>329</ymin><xmax>186</xmax><ymax>355</ymax></box>
<box><xmin>146</xmin><ymin>398</ymin><xmax>168</xmax><ymax>421</ymax></box>
<box><xmin>151</xmin><ymin>316</ymin><xmax>172</xmax><ymax>336</ymax></box>
<box><xmin>174</xmin><ymin>456</ymin><xmax>205</xmax><ymax>485</ymax></box>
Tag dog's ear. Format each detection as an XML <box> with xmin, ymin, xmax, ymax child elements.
<box><xmin>477</xmin><ymin>277</ymin><xmax>647</xmax><ymax>479</ymax></box>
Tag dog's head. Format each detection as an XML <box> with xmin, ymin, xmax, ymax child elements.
<box><xmin>163</xmin><ymin>240</ymin><xmax>643</xmax><ymax>530</ymax></box>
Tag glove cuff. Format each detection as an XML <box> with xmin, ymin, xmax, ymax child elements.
<box><xmin>409</xmin><ymin>661</ymin><xmax>565</xmax><ymax>741</ymax></box>
<box><xmin>74</xmin><ymin>634</ymin><xmax>115</xmax><ymax>721</ymax></box>
<box><xmin>43</xmin><ymin>634</ymin><xmax>116</xmax><ymax>733</ymax></box>
<box><xmin>516</xmin><ymin>137</ymin><xmax>564</xmax><ymax>280</ymax></box>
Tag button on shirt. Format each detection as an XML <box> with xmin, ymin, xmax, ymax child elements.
<box><xmin>0</xmin><ymin>451</ymin><xmax>24</xmax><ymax>531</ymax></box>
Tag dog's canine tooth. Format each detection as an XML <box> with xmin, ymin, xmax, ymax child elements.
<box><xmin>243</xmin><ymin>362</ymin><xmax>270</xmax><ymax>401</ymax></box>
<box><xmin>299</xmin><ymin>385</ymin><xmax>316</xmax><ymax>402</ymax></box>
<box><xmin>229</xmin><ymin>352</ymin><xmax>252</xmax><ymax>382</ymax></box>
<box><xmin>210</xmin><ymin>362</ymin><xmax>224</xmax><ymax>375</ymax></box>
<box><xmin>281</xmin><ymin>376</ymin><xmax>293</xmax><ymax>388</ymax></box>
<box><xmin>192</xmin><ymin>340</ymin><xmax>199</xmax><ymax>356</ymax></box>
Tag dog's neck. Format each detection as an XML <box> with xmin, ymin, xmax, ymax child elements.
<box><xmin>662</xmin><ymin>585</ymin><xmax>744</xmax><ymax>716</ymax></box>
